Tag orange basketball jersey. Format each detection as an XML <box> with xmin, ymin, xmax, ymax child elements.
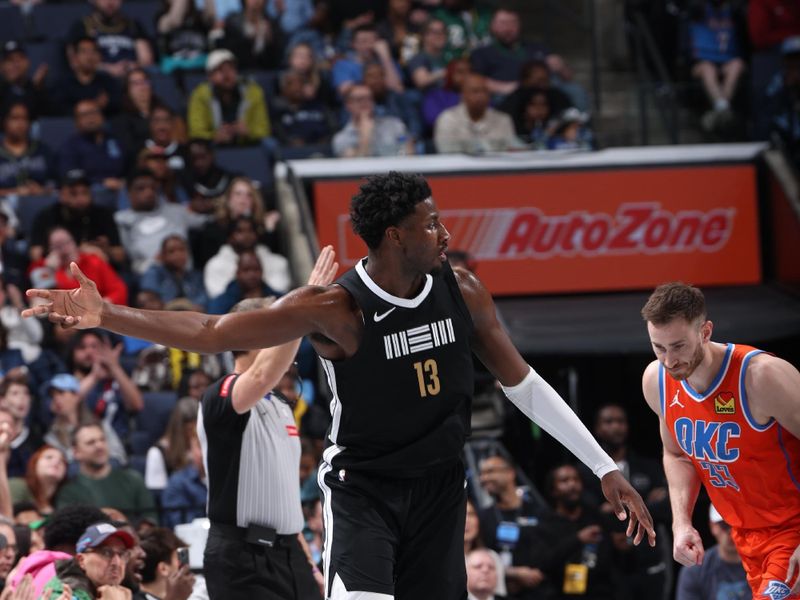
<box><xmin>660</xmin><ymin>343</ymin><xmax>800</xmax><ymax>529</ymax></box>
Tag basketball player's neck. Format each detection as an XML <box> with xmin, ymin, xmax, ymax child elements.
<box><xmin>365</xmin><ymin>253</ymin><xmax>427</xmax><ymax>300</ymax></box>
<box><xmin>685</xmin><ymin>341</ymin><xmax>727</xmax><ymax>395</ymax></box>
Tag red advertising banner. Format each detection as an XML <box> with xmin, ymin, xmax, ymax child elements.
<box><xmin>313</xmin><ymin>165</ymin><xmax>761</xmax><ymax>295</ymax></box>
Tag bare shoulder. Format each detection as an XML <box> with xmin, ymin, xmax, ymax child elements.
<box><xmin>642</xmin><ymin>360</ymin><xmax>661</xmax><ymax>413</ymax></box>
<box><xmin>746</xmin><ymin>353</ymin><xmax>800</xmax><ymax>394</ymax></box>
<box><xmin>452</xmin><ymin>266</ymin><xmax>493</xmax><ymax>321</ymax></box>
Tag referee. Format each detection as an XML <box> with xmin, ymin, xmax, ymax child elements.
<box><xmin>198</xmin><ymin>249</ymin><xmax>336</xmax><ymax>600</ymax></box>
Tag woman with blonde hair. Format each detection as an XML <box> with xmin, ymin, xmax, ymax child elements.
<box><xmin>144</xmin><ymin>396</ymin><xmax>199</xmax><ymax>492</ymax></box>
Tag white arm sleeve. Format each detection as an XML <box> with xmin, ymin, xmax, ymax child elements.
<box><xmin>501</xmin><ymin>366</ymin><xmax>618</xmax><ymax>479</ymax></box>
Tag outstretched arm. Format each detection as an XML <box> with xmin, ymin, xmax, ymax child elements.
<box><xmin>456</xmin><ymin>267</ymin><xmax>656</xmax><ymax>546</ymax></box>
<box><xmin>642</xmin><ymin>360</ymin><xmax>704</xmax><ymax>567</ymax></box>
<box><xmin>24</xmin><ymin>247</ymin><xmax>346</xmax><ymax>355</ymax></box>
<box><xmin>230</xmin><ymin>248</ymin><xmax>338</xmax><ymax>414</ymax></box>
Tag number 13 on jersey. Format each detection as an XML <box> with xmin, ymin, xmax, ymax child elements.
<box><xmin>414</xmin><ymin>359</ymin><xmax>440</xmax><ymax>397</ymax></box>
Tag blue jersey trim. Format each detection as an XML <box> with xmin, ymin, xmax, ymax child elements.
<box><xmin>681</xmin><ymin>343</ymin><xmax>733</xmax><ymax>400</ymax></box>
<box><xmin>739</xmin><ymin>350</ymin><xmax>774</xmax><ymax>431</ymax></box>
<box><xmin>658</xmin><ymin>363</ymin><xmax>665</xmax><ymax>416</ymax></box>
<box><xmin>777</xmin><ymin>426</ymin><xmax>800</xmax><ymax>494</ymax></box>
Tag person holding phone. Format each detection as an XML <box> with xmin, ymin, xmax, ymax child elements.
<box><xmin>138</xmin><ymin>528</ymin><xmax>195</xmax><ymax>600</ymax></box>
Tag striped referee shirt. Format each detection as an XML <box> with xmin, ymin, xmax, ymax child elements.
<box><xmin>197</xmin><ymin>373</ymin><xmax>304</xmax><ymax>534</ymax></box>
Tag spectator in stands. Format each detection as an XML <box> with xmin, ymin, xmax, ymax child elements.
<box><xmin>141</xmin><ymin>105</ymin><xmax>187</xmax><ymax>170</ymax></box>
<box><xmin>511</xmin><ymin>88</ymin><xmax>552</xmax><ymax>149</ymax></box>
<box><xmin>0</xmin><ymin>102</ymin><xmax>56</xmax><ymax>198</ymax></box>
<box><xmin>675</xmin><ymin>504</ymin><xmax>749</xmax><ymax>600</ymax></box>
<box><xmin>422</xmin><ymin>56</ymin><xmax>470</xmax><ymax>131</ymax></box>
<box><xmin>28</xmin><ymin>228</ymin><xmax>128</xmax><ymax>306</ymax></box>
<box><xmin>0</xmin><ymin>518</ymin><xmax>18</xmax><ymax>581</ymax></box>
<box><xmin>45</xmin><ymin>522</ymin><xmax>134</xmax><ymax>599</ymax></box>
<box><xmin>188</xmin><ymin>49</ymin><xmax>270</xmax><ymax>145</ymax></box>
<box><xmin>470</xmin><ymin>8</ymin><xmax>566</xmax><ymax>99</ymax></box>
<box><xmin>114</xmin><ymin>169</ymin><xmax>207</xmax><ymax>274</ymax></box>
<box><xmin>138</xmin><ymin>528</ymin><xmax>194</xmax><ymax>600</ymax></box>
<box><xmin>499</xmin><ymin>60</ymin><xmax>575</xmax><ymax>124</ymax></box>
<box><xmin>0</xmin><ymin>41</ymin><xmax>49</xmax><ymax>120</ymax></box>
<box><xmin>0</xmin><ymin>379</ymin><xmax>40</xmax><ymax>477</ymax></box>
<box><xmin>140</xmin><ymin>235</ymin><xmax>207</xmax><ymax>310</ymax></box>
<box><xmin>221</xmin><ymin>0</ymin><xmax>285</xmax><ymax>71</ymax></box>
<box><xmin>408</xmin><ymin>18</ymin><xmax>448</xmax><ymax>92</ymax></box>
<box><xmin>0</xmin><ymin>278</ymin><xmax>42</xmax><ymax>365</ymax></box>
<box><xmin>539</xmin><ymin>464</ymin><xmax>617</xmax><ymax>600</ymax></box>
<box><xmin>766</xmin><ymin>36</ymin><xmax>800</xmax><ymax>164</ymax></box>
<box><xmin>156</xmin><ymin>0</ymin><xmax>212</xmax><ymax>74</ymax></box>
<box><xmin>8</xmin><ymin>445</ymin><xmax>67</xmax><ymax>515</ymax></box>
<box><xmin>204</xmin><ymin>216</ymin><xmax>289</xmax><ymax>298</ymax></box>
<box><xmin>435</xmin><ymin>74</ymin><xmax>520</xmax><ymax>153</ymax></box>
<box><xmin>207</xmin><ymin>250</ymin><xmax>276</xmax><ymax>314</ymax></box>
<box><xmin>29</xmin><ymin>170</ymin><xmax>124</xmax><ymax>267</ymax></box>
<box><xmin>56</xmin><ymin>424</ymin><xmax>155</xmax><ymax>521</ymax></box>
<box><xmin>0</xmin><ymin>322</ymin><xmax>24</xmax><ymax>380</ymax></box>
<box><xmin>466</xmin><ymin>548</ymin><xmax>505</xmax><ymax>600</ymax></box>
<box><xmin>6</xmin><ymin>504</ymin><xmax>110</xmax><ymax>597</ymax></box>
<box><xmin>333</xmin><ymin>84</ymin><xmax>413</xmax><ymax>157</ymax></box>
<box><xmin>67</xmin><ymin>0</ymin><xmax>154</xmax><ymax>78</ymax></box>
<box><xmin>363</xmin><ymin>62</ymin><xmax>422</xmax><ymax>140</ymax></box>
<box><xmin>578</xmin><ymin>403</ymin><xmax>668</xmax><ymax>599</ymax></box>
<box><xmin>546</xmin><ymin>108</ymin><xmax>593</xmax><ymax>151</ymax></box>
<box><xmin>162</xmin><ymin>434</ymin><xmax>206</xmax><ymax>527</ymax></box>
<box><xmin>267</xmin><ymin>0</ymin><xmax>315</xmax><ymax>41</ymax></box>
<box><xmin>332</xmin><ymin>24</ymin><xmax>404</xmax><ymax>98</ymax></box>
<box><xmin>748</xmin><ymin>0</ymin><xmax>800</xmax><ymax>53</ymax></box>
<box><xmin>0</xmin><ymin>212</ymin><xmax>27</xmax><ymax>290</ymax></box>
<box><xmin>143</xmin><ymin>397</ymin><xmax>197</xmax><ymax>494</ymax></box>
<box><xmin>181</xmin><ymin>139</ymin><xmax>233</xmax><ymax>202</ymax></box>
<box><xmin>270</xmin><ymin>70</ymin><xmax>336</xmax><ymax>150</ymax></box>
<box><xmin>67</xmin><ymin>330</ymin><xmax>143</xmax><ymax>451</ymax></box>
<box><xmin>688</xmin><ymin>0</ymin><xmax>746</xmax><ymax>132</ymax></box>
<box><xmin>464</xmin><ymin>499</ymin><xmax>507</xmax><ymax>598</ymax></box>
<box><xmin>375</xmin><ymin>0</ymin><xmax>423</xmax><ymax>67</ymax></box>
<box><xmin>58</xmin><ymin>99</ymin><xmax>126</xmax><ymax>191</ymax></box>
<box><xmin>477</xmin><ymin>454</ymin><xmax>549</xmax><ymax>599</ymax></box>
<box><xmin>285</xmin><ymin>42</ymin><xmax>336</xmax><ymax>106</ymax></box>
<box><xmin>57</xmin><ymin>38</ymin><xmax>121</xmax><ymax>117</ymax></box>
<box><xmin>177</xmin><ymin>369</ymin><xmax>212</xmax><ymax>403</ymax></box>
<box><xmin>433</xmin><ymin>0</ymin><xmax>492</xmax><ymax>63</ymax></box>
<box><xmin>135</xmin><ymin>147</ymin><xmax>187</xmax><ymax>205</ymax></box>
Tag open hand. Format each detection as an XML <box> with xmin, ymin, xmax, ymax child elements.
<box><xmin>601</xmin><ymin>470</ymin><xmax>656</xmax><ymax>546</ymax></box>
<box><xmin>22</xmin><ymin>262</ymin><xmax>103</xmax><ymax>329</ymax></box>
<box><xmin>307</xmin><ymin>246</ymin><xmax>338</xmax><ymax>287</ymax></box>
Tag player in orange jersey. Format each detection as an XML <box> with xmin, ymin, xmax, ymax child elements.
<box><xmin>640</xmin><ymin>282</ymin><xmax>800</xmax><ymax>599</ymax></box>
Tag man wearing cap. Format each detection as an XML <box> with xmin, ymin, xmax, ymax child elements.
<box><xmin>675</xmin><ymin>505</ymin><xmax>749</xmax><ymax>600</ymax></box>
<box><xmin>46</xmin><ymin>522</ymin><xmax>135</xmax><ymax>600</ymax></box>
<box><xmin>187</xmin><ymin>49</ymin><xmax>269</xmax><ymax>145</ymax></box>
<box><xmin>28</xmin><ymin>170</ymin><xmax>124</xmax><ymax>266</ymax></box>
<box><xmin>0</xmin><ymin>41</ymin><xmax>49</xmax><ymax>120</ymax></box>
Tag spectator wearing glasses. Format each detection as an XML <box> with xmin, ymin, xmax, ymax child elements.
<box><xmin>45</xmin><ymin>522</ymin><xmax>135</xmax><ymax>600</ymax></box>
<box><xmin>675</xmin><ymin>504</ymin><xmax>749</xmax><ymax>600</ymax></box>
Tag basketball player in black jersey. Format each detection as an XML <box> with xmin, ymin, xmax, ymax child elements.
<box><xmin>25</xmin><ymin>172</ymin><xmax>656</xmax><ymax>600</ymax></box>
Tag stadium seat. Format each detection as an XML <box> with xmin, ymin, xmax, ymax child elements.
<box><xmin>37</xmin><ymin>117</ymin><xmax>76</xmax><ymax>153</ymax></box>
<box><xmin>30</xmin><ymin>3</ymin><xmax>91</xmax><ymax>42</ymax></box>
<box><xmin>182</xmin><ymin>72</ymin><xmax>206</xmax><ymax>97</ymax></box>
<box><xmin>0</xmin><ymin>5</ymin><xmax>28</xmax><ymax>43</ymax></box>
<box><xmin>132</xmin><ymin>390</ymin><xmax>178</xmax><ymax>455</ymax></box>
<box><xmin>245</xmin><ymin>70</ymin><xmax>280</xmax><ymax>99</ymax></box>
<box><xmin>149</xmin><ymin>72</ymin><xmax>185</xmax><ymax>112</ymax></box>
<box><xmin>215</xmin><ymin>146</ymin><xmax>272</xmax><ymax>189</ymax></box>
<box><xmin>25</xmin><ymin>40</ymin><xmax>66</xmax><ymax>88</ymax></box>
<box><xmin>17</xmin><ymin>194</ymin><xmax>58</xmax><ymax>239</ymax></box>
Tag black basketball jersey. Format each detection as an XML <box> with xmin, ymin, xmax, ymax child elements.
<box><xmin>320</xmin><ymin>258</ymin><xmax>475</xmax><ymax>477</ymax></box>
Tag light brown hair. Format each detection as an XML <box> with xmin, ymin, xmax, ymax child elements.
<box><xmin>641</xmin><ymin>282</ymin><xmax>707</xmax><ymax>325</ymax></box>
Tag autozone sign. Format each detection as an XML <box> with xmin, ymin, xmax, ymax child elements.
<box><xmin>314</xmin><ymin>165</ymin><xmax>761</xmax><ymax>295</ymax></box>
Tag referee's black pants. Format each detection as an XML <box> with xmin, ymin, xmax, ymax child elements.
<box><xmin>204</xmin><ymin>524</ymin><xmax>321</xmax><ymax>600</ymax></box>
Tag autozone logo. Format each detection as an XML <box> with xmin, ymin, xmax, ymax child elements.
<box><xmin>442</xmin><ymin>202</ymin><xmax>736</xmax><ymax>260</ymax></box>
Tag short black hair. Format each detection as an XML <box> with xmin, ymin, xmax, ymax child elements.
<box><xmin>44</xmin><ymin>505</ymin><xmax>110</xmax><ymax>551</ymax></box>
<box><xmin>72</xmin><ymin>36</ymin><xmax>99</xmax><ymax>52</ymax></box>
<box><xmin>227</xmin><ymin>215</ymin><xmax>257</xmax><ymax>239</ymax></box>
<box><xmin>126</xmin><ymin>168</ymin><xmax>156</xmax><ymax>190</ymax></box>
<box><xmin>350</xmin><ymin>172</ymin><xmax>432</xmax><ymax>250</ymax></box>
